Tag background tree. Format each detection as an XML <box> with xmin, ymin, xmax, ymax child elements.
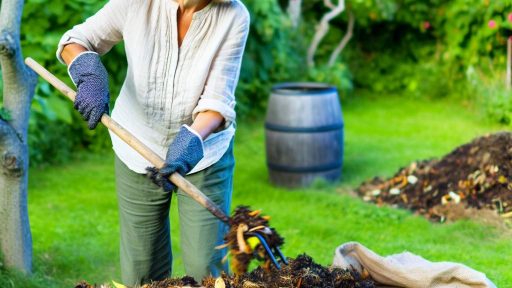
<box><xmin>0</xmin><ymin>0</ymin><xmax>37</xmax><ymax>273</ymax></box>
<box><xmin>306</xmin><ymin>0</ymin><xmax>354</xmax><ymax>68</ymax></box>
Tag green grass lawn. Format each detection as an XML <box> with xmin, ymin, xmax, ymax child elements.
<box><xmin>3</xmin><ymin>94</ymin><xmax>511</xmax><ymax>287</ymax></box>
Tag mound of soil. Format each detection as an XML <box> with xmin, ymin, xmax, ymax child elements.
<box><xmin>357</xmin><ymin>132</ymin><xmax>512</xmax><ymax>222</ymax></box>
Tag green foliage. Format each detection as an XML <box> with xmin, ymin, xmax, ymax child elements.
<box><xmin>322</xmin><ymin>0</ymin><xmax>512</xmax><ymax>125</ymax></box>
<box><xmin>308</xmin><ymin>62</ymin><xmax>353</xmax><ymax>92</ymax></box>
<box><xmin>27</xmin><ymin>77</ymin><xmax>112</xmax><ymax>165</ymax></box>
<box><xmin>438</xmin><ymin>1</ymin><xmax>512</xmax><ymax>68</ymax></box>
<box><xmin>17</xmin><ymin>0</ymin><xmax>126</xmax><ymax>165</ymax></box>
<box><xmin>465</xmin><ymin>67</ymin><xmax>512</xmax><ymax>125</ymax></box>
<box><xmin>0</xmin><ymin>253</ymin><xmax>50</xmax><ymax>288</ymax></box>
<box><xmin>345</xmin><ymin>0</ymin><xmax>512</xmax><ymax>70</ymax></box>
<box><xmin>239</xmin><ymin>0</ymin><xmax>357</xmax><ymax>114</ymax></box>
<box><xmin>237</xmin><ymin>0</ymin><xmax>308</xmax><ymax>115</ymax></box>
<box><xmin>485</xmin><ymin>86</ymin><xmax>512</xmax><ymax>124</ymax></box>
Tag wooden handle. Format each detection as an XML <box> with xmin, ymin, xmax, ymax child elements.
<box><xmin>25</xmin><ymin>57</ymin><xmax>230</xmax><ymax>224</ymax></box>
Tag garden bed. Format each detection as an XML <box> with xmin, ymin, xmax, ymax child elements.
<box><xmin>357</xmin><ymin>132</ymin><xmax>512</xmax><ymax>223</ymax></box>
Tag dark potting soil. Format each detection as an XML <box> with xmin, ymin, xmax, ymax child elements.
<box><xmin>356</xmin><ymin>132</ymin><xmax>512</xmax><ymax>222</ymax></box>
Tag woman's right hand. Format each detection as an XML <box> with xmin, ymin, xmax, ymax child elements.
<box><xmin>67</xmin><ymin>51</ymin><xmax>110</xmax><ymax>130</ymax></box>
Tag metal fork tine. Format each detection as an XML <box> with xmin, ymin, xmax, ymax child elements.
<box><xmin>273</xmin><ymin>245</ymin><xmax>288</xmax><ymax>265</ymax></box>
<box><xmin>251</xmin><ymin>232</ymin><xmax>281</xmax><ymax>269</ymax></box>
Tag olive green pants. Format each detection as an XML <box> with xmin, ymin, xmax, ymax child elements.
<box><xmin>114</xmin><ymin>142</ymin><xmax>234</xmax><ymax>287</ymax></box>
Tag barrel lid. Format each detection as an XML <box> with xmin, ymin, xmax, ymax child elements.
<box><xmin>272</xmin><ymin>82</ymin><xmax>337</xmax><ymax>96</ymax></box>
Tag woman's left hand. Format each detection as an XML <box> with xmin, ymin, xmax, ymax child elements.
<box><xmin>146</xmin><ymin>125</ymin><xmax>204</xmax><ymax>192</ymax></box>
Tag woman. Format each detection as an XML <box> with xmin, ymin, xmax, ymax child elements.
<box><xmin>56</xmin><ymin>0</ymin><xmax>249</xmax><ymax>285</ymax></box>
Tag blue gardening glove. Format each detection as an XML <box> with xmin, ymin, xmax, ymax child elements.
<box><xmin>146</xmin><ymin>125</ymin><xmax>204</xmax><ymax>192</ymax></box>
<box><xmin>68</xmin><ymin>52</ymin><xmax>110</xmax><ymax>130</ymax></box>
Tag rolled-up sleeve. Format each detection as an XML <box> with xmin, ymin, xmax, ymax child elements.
<box><xmin>192</xmin><ymin>9</ymin><xmax>250</xmax><ymax>128</ymax></box>
<box><xmin>56</xmin><ymin>0</ymin><xmax>130</xmax><ymax>64</ymax></box>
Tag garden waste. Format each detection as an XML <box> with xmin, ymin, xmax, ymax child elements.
<box><xmin>75</xmin><ymin>254</ymin><xmax>374</xmax><ymax>288</ymax></box>
<box><xmin>357</xmin><ymin>132</ymin><xmax>512</xmax><ymax>223</ymax></box>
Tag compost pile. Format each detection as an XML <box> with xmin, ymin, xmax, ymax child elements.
<box><xmin>357</xmin><ymin>132</ymin><xmax>512</xmax><ymax>222</ymax></box>
<box><xmin>219</xmin><ymin>254</ymin><xmax>374</xmax><ymax>288</ymax></box>
<box><xmin>139</xmin><ymin>254</ymin><xmax>374</xmax><ymax>288</ymax></box>
<box><xmin>75</xmin><ymin>255</ymin><xmax>374</xmax><ymax>288</ymax></box>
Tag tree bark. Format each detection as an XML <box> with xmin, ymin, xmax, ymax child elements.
<box><xmin>327</xmin><ymin>12</ymin><xmax>354</xmax><ymax>67</ymax></box>
<box><xmin>307</xmin><ymin>0</ymin><xmax>346</xmax><ymax>68</ymax></box>
<box><xmin>0</xmin><ymin>0</ymin><xmax>37</xmax><ymax>273</ymax></box>
<box><xmin>287</xmin><ymin>0</ymin><xmax>302</xmax><ymax>28</ymax></box>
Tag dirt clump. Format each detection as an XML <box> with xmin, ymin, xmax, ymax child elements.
<box><xmin>357</xmin><ymin>132</ymin><xmax>512</xmax><ymax>223</ymax></box>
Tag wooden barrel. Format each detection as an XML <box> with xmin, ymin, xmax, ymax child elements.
<box><xmin>265</xmin><ymin>82</ymin><xmax>344</xmax><ymax>188</ymax></box>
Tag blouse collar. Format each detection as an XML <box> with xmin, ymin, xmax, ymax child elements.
<box><xmin>169</xmin><ymin>0</ymin><xmax>215</xmax><ymax>19</ymax></box>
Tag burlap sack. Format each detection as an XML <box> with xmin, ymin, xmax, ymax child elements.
<box><xmin>333</xmin><ymin>242</ymin><xmax>496</xmax><ymax>288</ymax></box>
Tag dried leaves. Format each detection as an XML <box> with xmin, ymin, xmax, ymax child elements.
<box><xmin>223</xmin><ymin>206</ymin><xmax>285</xmax><ymax>275</ymax></box>
<box><xmin>357</xmin><ymin>132</ymin><xmax>512</xmax><ymax>222</ymax></box>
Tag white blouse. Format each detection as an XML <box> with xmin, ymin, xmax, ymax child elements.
<box><xmin>57</xmin><ymin>0</ymin><xmax>250</xmax><ymax>173</ymax></box>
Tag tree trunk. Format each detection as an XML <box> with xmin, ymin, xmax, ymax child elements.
<box><xmin>327</xmin><ymin>12</ymin><xmax>354</xmax><ymax>67</ymax></box>
<box><xmin>0</xmin><ymin>0</ymin><xmax>37</xmax><ymax>273</ymax></box>
<box><xmin>287</xmin><ymin>0</ymin><xmax>302</xmax><ymax>28</ymax></box>
<box><xmin>307</xmin><ymin>0</ymin><xmax>346</xmax><ymax>68</ymax></box>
